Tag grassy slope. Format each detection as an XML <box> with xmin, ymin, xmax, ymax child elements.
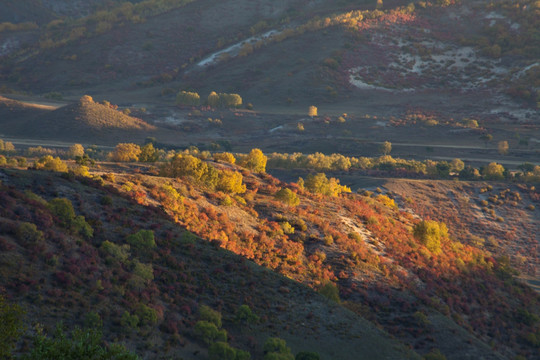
<box><xmin>95</xmin><ymin>158</ymin><xmax>539</xmax><ymax>359</ymax></box>
<box><xmin>0</xmin><ymin>167</ymin><xmax>419</xmax><ymax>360</ymax></box>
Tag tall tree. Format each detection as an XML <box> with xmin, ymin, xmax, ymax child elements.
<box><xmin>241</xmin><ymin>148</ymin><xmax>267</xmax><ymax>173</ymax></box>
<box><xmin>380</xmin><ymin>141</ymin><xmax>392</xmax><ymax>155</ymax></box>
<box><xmin>498</xmin><ymin>140</ymin><xmax>509</xmax><ymax>155</ymax></box>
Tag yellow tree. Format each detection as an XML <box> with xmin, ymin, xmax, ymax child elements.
<box><xmin>217</xmin><ymin>170</ymin><xmax>246</xmax><ymax>194</ymax></box>
<box><xmin>213</xmin><ymin>152</ymin><xmax>236</xmax><ymax>164</ymax></box>
<box><xmin>498</xmin><ymin>140</ymin><xmax>509</xmax><ymax>155</ymax></box>
<box><xmin>68</xmin><ymin>143</ymin><xmax>85</xmax><ymax>158</ymax></box>
<box><xmin>176</xmin><ymin>91</ymin><xmax>200</xmax><ymax>106</ymax></box>
<box><xmin>380</xmin><ymin>141</ymin><xmax>392</xmax><ymax>155</ymax></box>
<box><xmin>207</xmin><ymin>92</ymin><xmax>220</xmax><ymax>108</ymax></box>
<box><xmin>241</xmin><ymin>148</ymin><xmax>267</xmax><ymax>173</ymax></box>
<box><xmin>482</xmin><ymin>162</ymin><xmax>505</xmax><ymax>180</ymax></box>
<box><xmin>308</xmin><ymin>105</ymin><xmax>318</xmax><ymax>117</ymax></box>
<box><xmin>110</xmin><ymin>143</ymin><xmax>141</xmax><ymax>162</ymax></box>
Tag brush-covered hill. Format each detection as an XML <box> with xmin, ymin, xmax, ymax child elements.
<box><xmin>0</xmin><ymin>95</ymin><xmax>56</xmax><ymax>128</ymax></box>
<box><xmin>2</xmin><ymin>151</ymin><xmax>538</xmax><ymax>359</ymax></box>
<box><xmin>0</xmin><ymin>95</ymin><xmax>156</xmax><ymax>143</ymax></box>
<box><xmin>0</xmin><ymin>0</ymin><xmax>537</xmax><ymax>120</ymax></box>
<box><xmin>0</xmin><ymin>166</ymin><xmax>419</xmax><ymax>360</ymax></box>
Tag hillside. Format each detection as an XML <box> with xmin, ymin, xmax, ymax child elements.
<box><xmin>0</xmin><ymin>95</ymin><xmax>156</xmax><ymax>144</ymax></box>
<box><xmin>0</xmin><ymin>166</ymin><xmax>424</xmax><ymax>360</ymax></box>
<box><xmin>2</xmin><ymin>150</ymin><xmax>537</xmax><ymax>358</ymax></box>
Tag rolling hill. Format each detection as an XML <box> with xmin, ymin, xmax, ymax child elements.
<box><xmin>0</xmin><ymin>95</ymin><xmax>156</xmax><ymax>143</ymax></box>
<box><xmin>0</xmin><ymin>166</ymin><xmax>422</xmax><ymax>360</ymax></box>
<box><xmin>2</xmin><ymin>152</ymin><xmax>538</xmax><ymax>359</ymax></box>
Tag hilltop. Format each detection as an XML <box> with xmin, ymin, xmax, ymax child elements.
<box><xmin>0</xmin><ymin>95</ymin><xmax>156</xmax><ymax>144</ymax></box>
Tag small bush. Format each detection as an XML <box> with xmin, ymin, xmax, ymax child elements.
<box><xmin>235</xmin><ymin>305</ymin><xmax>259</xmax><ymax>325</ymax></box>
<box><xmin>318</xmin><ymin>282</ymin><xmax>340</xmax><ymax>303</ymax></box>
<box><xmin>16</xmin><ymin>222</ymin><xmax>44</xmax><ymax>245</ymax></box>
<box><xmin>136</xmin><ymin>304</ymin><xmax>159</xmax><ymax>326</ymax></box>
<box><xmin>275</xmin><ymin>188</ymin><xmax>300</xmax><ymax>206</ymax></box>
<box><xmin>120</xmin><ymin>311</ymin><xmax>140</xmax><ymax>329</ymax></box>
<box><xmin>126</xmin><ymin>230</ymin><xmax>156</xmax><ymax>251</ymax></box>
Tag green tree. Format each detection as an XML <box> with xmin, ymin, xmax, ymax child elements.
<box><xmin>101</xmin><ymin>241</ymin><xmax>131</xmax><ymax>263</ymax></box>
<box><xmin>235</xmin><ymin>305</ymin><xmax>259</xmax><ymax>325</ymax></box>
<box><xmin>194</xmin><ymin>321</ymin><xmax>227</xmax><ymax>345</ymax></box>
<box><xmin>318</xmin><ymin>282</ymin><xmax>340</xmax><ymax>303</ymax></box>
<box><xmin>199</xmin><ymin>305</ymin><xmax>222</xmax><ymax>328</ymax></box>
<box><xmin>241</xmin><ymin>148</ymin><xmax>267</xmax><ymax>173</ymax></box>
<box><xmin>139</xmin><ymin>143</ymin><xmax>158</xmax><ymax>162</ymax></box>
<box><xmin>209</xmin><ymin>342</ymin><xmax>237</xmax><ymax>360</ymax></box>
<box><xmin>435</xmin><ymin>161</ymin><xmax>450</xmax><ymax>178</ymax></box>
<box><xmin>16</xmin><ymin>222</ymin><xmax>44</xmax><ymax>245</ymax></box>
<box><xmin>48</xmin><ymin>198</ymin><xmax>76</xmax><ymax>228</ymax></box>
<box><xmin>136</xmin><ymin>304</ymin><xmax>159</xmax><ymax>326</ymax></box>
<box><xmin>120</xmin><ymin>311</ymin><xmax>139</xmax><ymax>329</ymax></box>
<box><xmin>0</xmin><ymin>295</ymin><xmax>25</xmax><ymax>359</ymax></box>
<box><xmin>126</xmin><ymin>230</ymin><xmax>156</xmax><ymax>251</ymax></box>
<box><xmin>263</xmin><ymin>337</ymin><xmax>294</xmax><ymax>360</ymax></box>
<box><xmin>275</xmin><ymin>188</ymin><xmax>300</xmax><ymax>206</ymax></box>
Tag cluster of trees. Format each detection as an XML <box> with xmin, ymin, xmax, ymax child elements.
<box><xmin>266</xmin><ymin>152</ymin><xmax>532</xmax><ymax>182</ymax></box>
<box><xmin>299</xmin><ymin>173</ymin><xmax>351</xmax><ymax>197</ymax></box>
<box><xmin>0</xmin><ymin>295</ymin><xmax>139</xmax><ymax>359</ymax></box>
<box><xmin>109</xmin><ymin>143</ymin><xmax>158</xmax><ymax>162</ymax></box>
<box><xmin>160</xmin><ymin>154</ymin><xmax>246</xmax><ymax>194</ymax></box>
<box><xmin>176</xmin><ymin>90</ymin><xmax>243</xmax><ymax>108</ymax></box>
<box><xmin>0</xmin><ymin>139</ymin><xmax>15</xmax><ymax>152</ymax></box>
